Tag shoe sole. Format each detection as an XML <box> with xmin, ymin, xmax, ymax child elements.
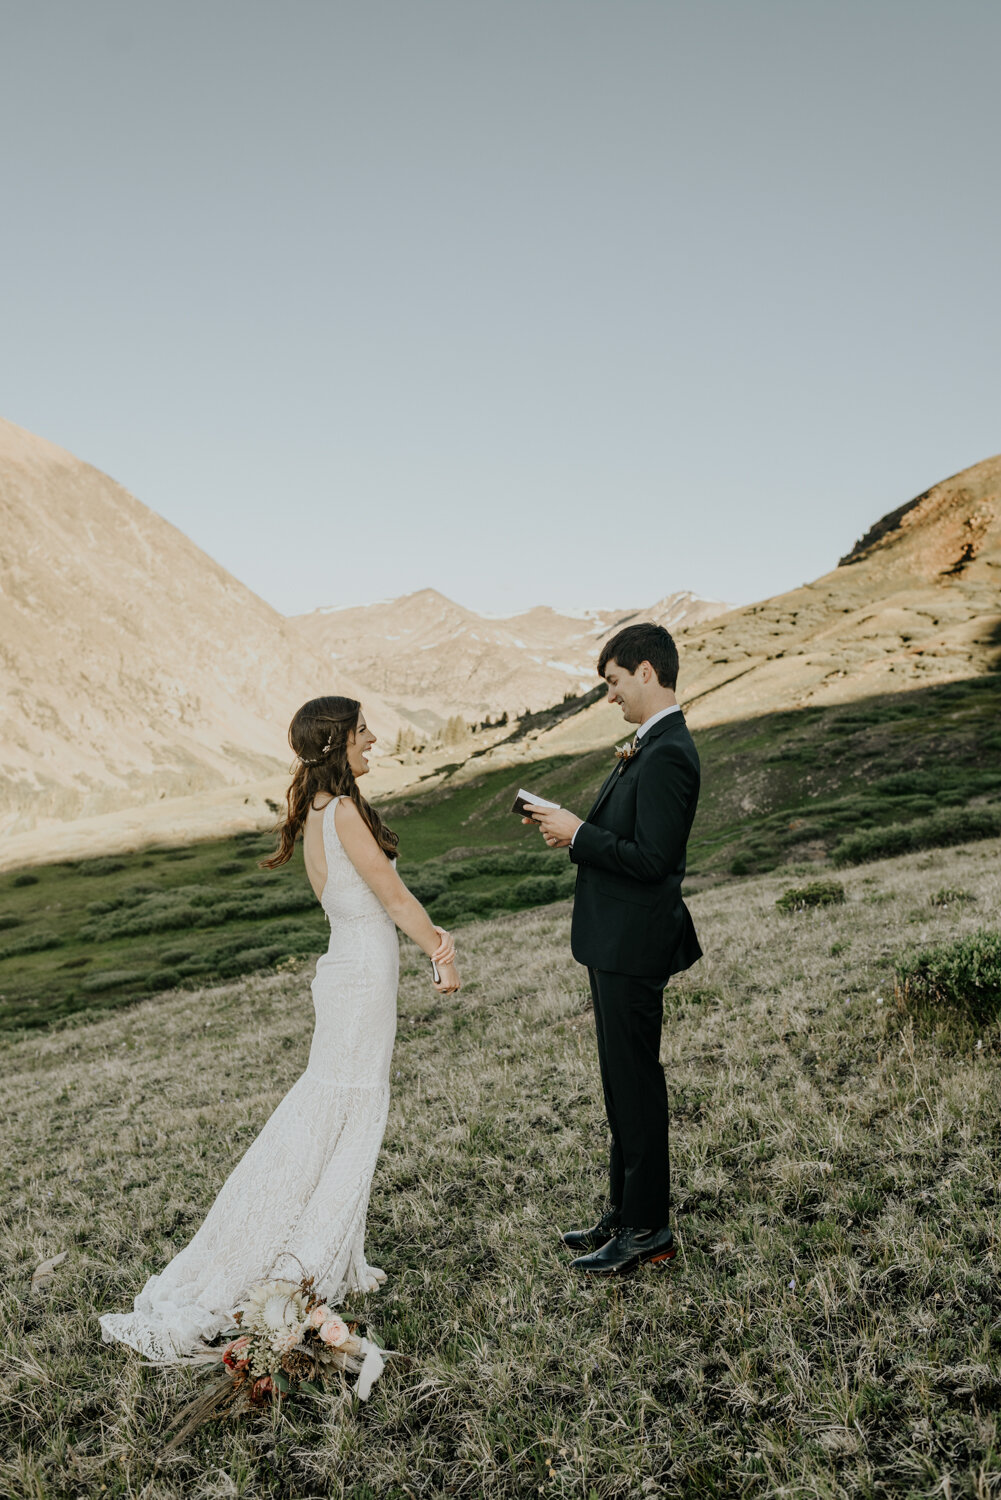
<box><xmin>645</xmin><ymin>1247</ymin><xmax>677</xmax><ymax>1267</ymax></box>
<box><xmin>575</xmin><ymin>1245</ymin><xmax>677</xmax><ymax>1276</ymax></box>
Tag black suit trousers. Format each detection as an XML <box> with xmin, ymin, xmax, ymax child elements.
<box><xmin>588</xmin><ymin>966</ymin><xmax>671</xmax><ymax>1228</ymax></box>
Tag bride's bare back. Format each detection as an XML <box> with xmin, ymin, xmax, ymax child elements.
<box><xmin>302</xmin><ymin>795</ymin><xmax>333</xmax><ymax>901</ymax></box>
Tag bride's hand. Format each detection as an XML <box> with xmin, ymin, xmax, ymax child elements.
<box><xmin>433</xmin><ymin>959</ymin><xmax>461</xmax><ymax>994</ymax></box>
<box><xmin>430</xmin><ymin>926</ymin><xmax>455</xmax><ymax>965</ymax></box>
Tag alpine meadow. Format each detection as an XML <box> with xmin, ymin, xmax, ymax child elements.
<box><xmin>2</xmin><ymin>837</ymin><xmax>1000</xmax><ymax>1497</ymax></box>
<box><xmin>2</xmin><ymin>424</ymin><xmax>1001</xmax><ymax>1498</ymax></box>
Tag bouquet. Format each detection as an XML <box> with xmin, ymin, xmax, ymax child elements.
<box><xmin>162</xmin><ymin>1275</ymin><xmax>387</xmax><ymax>1452</ymax></box>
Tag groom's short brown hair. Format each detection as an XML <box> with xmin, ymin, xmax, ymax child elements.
<box><xmin>598</xmin><ymin>623</ymin><xmax>679</xmax><ymax>690</ymax></box>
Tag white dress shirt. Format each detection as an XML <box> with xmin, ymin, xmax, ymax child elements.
<box><xmin>569</xmin><ymin>702</ymin><xmax>682</xmax><ymax>847</ymax></box>
<box><xmin>634</xmin><ymin>703</ymin><xmax>682</xmax><ymax>739</ymax></box>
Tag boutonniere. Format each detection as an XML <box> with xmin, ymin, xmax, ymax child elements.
<box><xmin>614</xmin><ymin>739</ymin><xmax>641</xmax><ymax>773</ymax></box>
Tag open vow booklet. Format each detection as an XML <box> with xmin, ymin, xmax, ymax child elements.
<box><xmin>511</xmin><ymin>789</ymin><xmax>561</xmax><ymax>818</ymax></box>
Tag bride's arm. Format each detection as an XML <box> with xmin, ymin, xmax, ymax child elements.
<box><xmin>334</xmin><ymin>799</ymin><xmax>459</xmax><ymax>977</ymax></box>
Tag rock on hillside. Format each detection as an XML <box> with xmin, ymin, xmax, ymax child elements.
<box><xmin>293</xmin><ymin>588</ymin><xmax>731</xmax><ymax>727</ymax></box>
<box><xmin>0</xmin><ymin>418</ymin><xmax>401</xmax><ymax>835</ymax></box>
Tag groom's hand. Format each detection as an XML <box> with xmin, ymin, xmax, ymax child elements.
<box><xmin>526</xmin><ymin>805</ymin><xmax>583</xmax><ymax>849</ymax></box>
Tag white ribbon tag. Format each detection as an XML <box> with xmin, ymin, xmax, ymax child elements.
<box><xmin>355</xmin><ymin>1338</ymin><xmax>385</xmax><ymax>1401</ymax></box>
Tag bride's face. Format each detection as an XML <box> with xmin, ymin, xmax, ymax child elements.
<box><xmin>347</xmin><ymin>712</ymin><xmax>376</xmax><ymax>777</ymax></box>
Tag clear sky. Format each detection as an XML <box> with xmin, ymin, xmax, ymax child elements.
<box><xmin>2</xmin><ymin>1</ymin><xmax>998</xmax><ymax>617</ymax></box>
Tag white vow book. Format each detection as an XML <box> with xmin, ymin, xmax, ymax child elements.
<box><xmin>511</xmin><ymin>788</ymin><xmax>561</xmax><ymax>818</ymax></box>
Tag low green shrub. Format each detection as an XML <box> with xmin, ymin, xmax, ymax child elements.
<box><xmin>407</xmin><ymin>868</ymin><xmax>448</xmax><ymax>904</ymax></box>
<box><xmin>149</xmin><ymin>969</ymin><xmax>181</xmax><ymax>990</ymax></box>
<box><xmin>776</xmin><ymin>880</ymin><xmax>846</xmax><ymax>914</ymax></box>
<box><xmin>0</xmin><ymin>932</ymin><xmax>62</xmax><ymax>959</ymax></box>
<box><xmin>446</xmin><ymin>850</ymin><xmax>553</xmax><ymax>882</ymax></box>
<box><xmin>80</xmin><ymin>969</ymin><xmax>147</xmax><ymax>992</ymax></box>
<box><xmin>79</xmin><ymin>881</ymin><xmax>318</xmax><ymax>940</ymax></box>
<box><xmin>160</xmin><ymin>945</ymin><xmax>196</xmax><ymax>964</ymax></box>
<box><xmin>507</xmin><ymin>870</ymin><xmax>577</xmax><ymax>907</ymax></box>
<box><xmin>832</xmin><ymin>807</ymin><xmax>1001</xmax><ymax>867</ymax></box>
<box><xmin>875</xmin><ymin>771</ymin><xmax>937</xmax><ymax>796</ymax></box>
<box><xmin>894</xmin><ymin>930</ymin><xmax>1001</xmax><ymax>1030</ymax></box>
<box><xmin>429</xmin><ymin>890</ymin><xmax>495</xmax><ymax>924</ymax></box>
<box><xmin>216</xmin><ymin>860</ymin><xmax>245</xmax><ymax>875</ymax></box>
<box><xmin>11</xmin><ymin>873</ymin><xmax>39</xmax><ymax>887</ymax></box>
<box><xmin>929</xmin><ymin>887</ymin><xmax>976</xmax><ymax>908</ymax></box>
<box><xmin>215</xmin><ymin>945</ymin><xmax>286</xmax><ymax>978</ymax></box>
<box><xmin>86</xmin><ymin>885</ymin><xmax>156</xmax><ymax>916</ymax></box>
<box><xmin>79</xmin><ymin>858</ymin><xmax>126</xmax><ymax>876</ymax></box>
<box><xmin>781</xmin><ymin>822</ymin><xmax>825</xmax><ymax>845</ymax></box>
<box><xmin>0</xmin><ymin>914</ymin><xmax>22</xmax><ymax>931</ymax></box>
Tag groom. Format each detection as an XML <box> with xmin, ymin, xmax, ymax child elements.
<box><xmin>527</xmin><ymin>622</ymin><xmax>702</xmax><ymax>1275</ymax></box>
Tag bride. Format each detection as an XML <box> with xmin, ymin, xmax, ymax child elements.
<box><xmin>100</xmin><ymin>696</ymin><xmax>460</xmax><ymax>1360</ymax></box>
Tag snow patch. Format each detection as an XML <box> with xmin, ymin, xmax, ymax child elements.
<box><xmin>547</xmin><ymin>660</ymin><xmax>594</xmax><ymax>676</ymax></box>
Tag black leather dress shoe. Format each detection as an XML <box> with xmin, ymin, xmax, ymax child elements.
<box><xmin>560</xmin><ymin>1207</ymin><xmax>620</xmax><ymax>1254</ymax></box>
<box><xmin>570</xmin><ymin>1224</ymin><xmax>676</xmax><ymax>1275</ymax></box>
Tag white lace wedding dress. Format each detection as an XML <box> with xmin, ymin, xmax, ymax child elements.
<box><xmin>100</xmin><ymin>797</ymin><xmax>399</xmax><ymax>1360</ymax></box>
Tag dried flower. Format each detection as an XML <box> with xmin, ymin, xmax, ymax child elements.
<box><xmin>239</xmin><ymin>1278</ymin><xmax>308</xmax><ymax>1337</ymax></box>
<box><xmin>614</xmin><ymin>739</ymin><xmax>640</xmax><ymax>769</ymax></box>
<box><xmin>271</xmin><ymin>1324</ymin><xmax>305</xmax><ymax>1357</ymax></box>
<box><xmin>281</xmin><ymin>1348</ymin><xmax>316</xmax><ymax>1381</ymax></box>
<box><xmin>222</xmin><ymin>1335</ymin><xmax>250</xmax><ymax>1370</ymax></box>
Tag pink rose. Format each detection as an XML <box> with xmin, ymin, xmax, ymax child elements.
<box><xmin>308</xmin><ymin>1305</ymin><xmax>330</xmax><ymax>1329</ymax></box>
<box><xmin>319</xmin><ymin>1316</ymin><xmax>349</xmax><ymax>1347</ymax></box>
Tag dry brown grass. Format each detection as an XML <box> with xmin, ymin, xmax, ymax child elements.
<box><xmin>2</xmin><ymin>840</ymin><xmax>1000</xmax><ymax>1498</ymax></box>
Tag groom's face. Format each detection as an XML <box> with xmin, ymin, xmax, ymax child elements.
<box><xmin>602</xmin><ymin>659</ymin><xmax>645</xmax><ymax>724</ymax></box>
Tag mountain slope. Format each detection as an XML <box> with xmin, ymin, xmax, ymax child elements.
<box><xmin>500</xmin><ymin>455</ymin><xmax>1001</xmax><ymax>763</ymax></box>
<box><xmin>0</xmin><ymin>418</ymin><xmax>400</xmax><ymax>834</ymax></box>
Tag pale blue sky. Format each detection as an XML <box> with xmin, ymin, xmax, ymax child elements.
<box><xmin>2</xmin><ymin>1</ymin><xmax>998</xmax><ymax>616</ymax></box>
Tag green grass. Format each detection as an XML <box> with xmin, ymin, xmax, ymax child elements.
<box><xmin>1</xmin><ymin>837</ymin><xmax>999</xmax><ymax>1496</ymax></box>
<box><xmin>0</xmin><ymin>833</ymin><xmax>584</xmax><ymax>1032</ymax></box>
<box><xmin>0</xmin><ymin>831</ymin><xmax>330</xmax><ymax>1032</ymax></box>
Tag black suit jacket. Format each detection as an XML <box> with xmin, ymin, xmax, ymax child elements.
<box><xmin>569</xmin><ymin>709</ymin><xmax>702</xmax><ymax>979</ymax></box>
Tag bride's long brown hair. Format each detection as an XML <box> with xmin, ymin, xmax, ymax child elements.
<box><xmin>262</xmin><ymin>696</ymin><xmax>399</xmax><ymax>868</ymax></box>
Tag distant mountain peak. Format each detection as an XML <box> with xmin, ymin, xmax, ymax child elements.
<box><xmin>292</xmin><ymin>589</ymin><xmax>733</xmax><ymax>727</ymax></box>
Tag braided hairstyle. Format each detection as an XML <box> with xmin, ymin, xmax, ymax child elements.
<box><xmin>262</xmin><ymin>696</ymin><xmax>399</xmax><ymax>868</ymax></box>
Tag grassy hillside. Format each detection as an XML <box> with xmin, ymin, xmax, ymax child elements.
<box><xmin>2</xmin><ymin>837</ymin><xmax>999</xmax><ymax>1497</ymax></box>
<box><xmin>0</xmin><ymin>831</ymin><xmax>326</xmax><ymax>1032</ymax></box>
<box><xmin>2</xmin><ymin>674</ymin><xmax>998</xmax><ymax>1032</ymax></box>
<box><xmin>0</xmin><ymin>830</ymin><xmax>581</xmax><ymax>1033</ymax></box>
<box><xmin>383</xmin><ymin>673</ymin><xmax>1001</xmax><ymax>874</ymax></box>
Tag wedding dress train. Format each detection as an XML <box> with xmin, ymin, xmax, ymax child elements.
<box><xmin>100</xmin><ymin>797</ymin><xmax>398</xmax><ymax>1360</ymax></box>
